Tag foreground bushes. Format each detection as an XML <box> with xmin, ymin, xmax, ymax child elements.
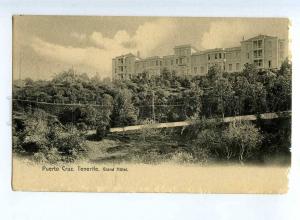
<box><xmin>222</xmin><ymin>121</ymin><xmax>262</xmax><ymax>161</ymax></box>
<box><xmin>13</xmin><ymin>110</ymin><xmax>87</xmax><ymax>163</ymax></box>
<box><xmin>183</xmin><ymin>119</ymin><xmax>263</xmax><ymax>163</ymax></box>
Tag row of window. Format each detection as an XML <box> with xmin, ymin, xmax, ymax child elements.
<box><xmin>136</xmin><ymin>57</ymin><xmax>192</xmax><ymax>68</ymax></box>
<box><xmin>136</xmin><ymin>60</ymin><xmax>163</xmax><ymax>68</ymax></box>
<box><xmin>228</xmin><ymin>63</ymin><xmax>240</xmax><ymax>71</ymax></box>
<box><xmin>208</xmin><ymin>53</ymin><xmax>223</xmax><ymax>61</ymax></box>
<box><xmin>207</xmin><ymin>51</ymin><xmax>242</xmax><ymax>61</ymax></box>
<box><xmin>253</xmin><ymin>59</ymin><xmax>272</xmax><ymax>68</ymax></box>
<box><xmin>253</xmin><ymin>40</ymin><xmax>263</xmax><ymax>49</ymax></box>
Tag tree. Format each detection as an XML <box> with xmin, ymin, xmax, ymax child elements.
<box><xmin>278</xmin><ymin>58</ymin><xmax>292</xmax><ymax>76</ymax></box>
<box><xmin>222</xmin><ymin>121</ymin><xmax>262</xmax><ymax>162</ymax></box>
<box><xmin>111</xmin><ymin>88</ymin><xmax>137</xmax><ymax>127</ymax></box>
<box><xmin>161</xmin><ymin>68</ymin><xmax>172</xmax><ymax>81</ymax></box>
<box><xmin>243</xmin><ymin>63</ymin><xmax>258</xmax><ymax>84</ymax></box>
<box><xmin>248</xmin><ymin>82</ymin><xmax>267</xmax><ymax>114</ymax></box>
<box><xmin>233</xmin><ymin>76</ymin><xmax>251</xmax><ymax>115</ymax></box>
<box><xmin>207</xmin><ymin>64</ymin><xmax>222</xmax><ymax>83</ymax></box>
<box><xmin>182</xmin><ymin>87</ymin><xmax>203</xmax><ymax>118</ymax></box>
<box><xmin>213</xmin><ymin>76</ymin><xmax>234</xmax><ymax>117</ymax></box>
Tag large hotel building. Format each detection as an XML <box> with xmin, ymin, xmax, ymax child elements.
<box><xmin>112</xmin><ymin>34</ymin><xmax>288</xmax><ymax>80</ymax></box>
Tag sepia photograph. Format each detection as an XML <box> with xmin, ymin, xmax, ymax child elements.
<box><xmin>12</xmin><ymin>16</ymin><xmax>291</xmax><ymax>193</ymax></box>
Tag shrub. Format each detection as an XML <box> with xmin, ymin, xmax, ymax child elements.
<box><xmin>189</xmin><ymin>128</ymin><xmax>220</xmax><ymax>162</ymax></box>
<box><xmin>52</xmin><ymin>126</ymin><xmax>87</xmax><ymax>162</ymax></box>
<box><xmin>96</xmin><ymin>121</ymin><xmax>110</xmax><ymax>140</ymax></box>
<box><xmin>19</xmin><ymin>110</ymin><xmax>49</xmax><ymax>153</ymax></box>
<box><xmin>15</xmin><ymin>109</ymin><xmax>87</xmax><ymax>163</ymax></box>
<box><xmin>139</xmin><ymin>119</ymin><xmax>161</xmax><ymax>141</ymax></box>
<box><xmin>222</xmin><ymin>121</ymin><xmax>262</xmax><ymax>162</ymax></box>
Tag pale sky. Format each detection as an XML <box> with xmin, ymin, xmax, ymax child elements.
<box><xmin>13</xmin><ymin>16</ymin><xmax>289</xmax><ymax>80</ymax></box>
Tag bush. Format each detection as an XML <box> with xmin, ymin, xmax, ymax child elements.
<box><xmin>19</xmin><ymin>110</ymin><xmax>49</xmax><ymax>153</ymax></box>
<box><xmin>183</xmin><ymin>118</ymin><xmax>263</xmax><ymax>163</ymax></box>
<box><xmin>189</xmin><ymin>128</ymin><xmax>220</xmax><ymax>162</ymax></box>
<box><xmin>50</xmin><ymin>125</ymin><xmax>87</xmax><ymax>162</ymax></box>
<box><xmin>15</xmin><ymin>109</ymin><xmax>87</xmax><ymax>163</ymax></box>
<box><xmin>96</xmin><ymin>121</ymin><xmax>110</xmax><ymax>140</ymax></box>
<box><xmin>139</xmin><ymin>119</ymin><xmax>161</xmax><ymax>141</ymax></box>
<box><xmin>222</xmin><ymin>121</ymin><xmax>262</xmax><ymax>162</ymax></box>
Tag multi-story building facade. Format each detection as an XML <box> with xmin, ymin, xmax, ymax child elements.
<box><xmin>112</xmin><ymin>53</ymin><xmax>138</xmax><ymax>80</ymax></box>
<box><xmin>112</xmin><ymin>34</ymin><xmax>288</xmax><ymax>80</ymax></box>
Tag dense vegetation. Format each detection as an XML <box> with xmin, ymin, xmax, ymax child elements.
<box><xmin>12</xmin><ymin>60</ymin><xmax>291</xmax><ymax>164</ymax></box>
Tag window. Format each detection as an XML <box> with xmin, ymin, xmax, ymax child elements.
<box><xmin>258</xmin><ymin>40</ymin><xmax>262</xmax><ymax>48</ymax></box>
<box><xmin>247</xmin><ymin>53</ymin><xmax>250</xmax><ymax>59</ymax></box>
<box><xmin>268</xmin><ymin>60</ymin><xmax>271</xmax><ymax>68</ymax></box>
<box><xmin>236</xmin><ymin>63</ymin><xmax>240</xmax><ymax>71</ymax></box>
<box><xmin>160</xmin><ymin>61</ymin><xmax>162</xmax><ymax>66</ymax></box>
<box><xmin>254</xmin><ymin>50</ymin><xmax>262</xmax><ymax>58</ymax></box>
<box><xmin>156</xmin><ymin>60</ymin><xmax>158</xmax><ymax>66</ymax></box>
<box><xmin>229</xmin><ymin>64</ymin><xmax>232</xmax><ymax>71</ymax></box>
<box><xmin>208</xmin><ymin>54</ymin><xmax>210</xmax><ymax>60</ymax></box>
<box><xmin>254</xmin><ymin>59</ymin><xmax>263</xmax><ymax>67</ymax></box>
<box><xmin>258</xmin><ymin>50</ymin><xmax>262</xmax><ymax>57</ymax></box>
<box><xmin>219</xmin><ymin>53</ymin><xmax>222</xmax><ymax>59</ymax></box>
<box><xmin>215</xmin><ymin>53</ymin><xmax>218</xmax><ymax>59</ymax></box>
<box><xmin>176</xmin><ymin>59</ymin><xmax>178</xmax><ymax>64</ymax></box>
<box><xmin>253</xmin><ymin>41</ymin><xmax>257</xmax><ymax>49</ymax></box>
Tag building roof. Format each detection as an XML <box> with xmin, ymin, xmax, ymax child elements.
<box><xmin>163</xmin><ymin>54</ymin><xmax>175</xmax><ymax>58</ymax></box>
<box><xmin>115</xmin><ymin>53</ymin><xmax>135</xmax><ymax>58</ymax></box>
<box><xmin>192</xmin><ymin>51</ymin><xmax>206</xmax><ymax>55</ymax></box>
<box><xmin>225</xmin><ymin>46</ymin><xmax>241</xmax><ymax>51</ymax></box>
<box><xmin>242</xmin><ymin>34</ymin><xmax>277</xmax><ymax>42</ymax></box>
<box><xmin>174</xmin><ymin>44</ymin><xmax>192</xmax><ymax>49</ymax></box>
<box><xmin>144</xmin><ymin>56</ymin><xmax>162</xmax><ymax>60</ymax></box>
<box><xmin>174</xmin><ymin>44</ymin><xmax>198</xmax><ymax>52</ymax></box>
<box><xmin>202</xmin><ymin>48</ymin><xmax>225</xmax><ymax>53</ymax></box>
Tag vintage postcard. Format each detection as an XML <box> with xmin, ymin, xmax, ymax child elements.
<box><xmin>12</xmin><ymin>16</ymin><xmax>291</xmax><ymax>193</ymax></box>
